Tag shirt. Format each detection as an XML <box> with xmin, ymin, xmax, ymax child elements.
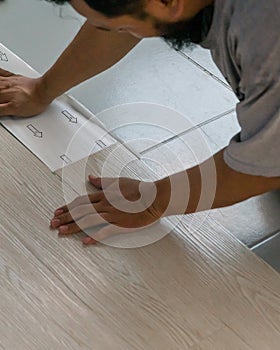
<box><xmin>200</xmin><ymin>0</ymin><xmax>280</xmax><ymax>177</ymax></box>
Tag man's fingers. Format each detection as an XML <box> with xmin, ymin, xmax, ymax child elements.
<box><xmin>83</xmin><ymin>224</ymin><xmax>130</xmax><ymax>245</ymax></box>
<box><xmin>52</xmin><ymin>203</ymin><xmax>110</xmax><ymax>228</ymax></box>
<box><xmin>58</xmin><ymin>213</ymin><xmax>109</xmax><ymax>235</ymax></box>
<box><xmin>54</xmin><ymin>193</ymin><xmax>102</xmax><ymax>216</ymax></box>
<box><xmin>0</xmin><ymin>68</ymin><xmax>14</xmax><ymax>77</ymax></box>
<box><xmin>88</xmin><ymin>175</ymin><xmax>117</xmax><ymax>189</ymax></box>
<box><xmin>83</xmin><ymin>236</ymin><xmax>98</xmax><ymax>245</ymax></box>
<box><xmin>0</xmin><ymin>102</ymin><xmax>13</xmax><ymax>116</ymax></box>
<box><xmin>0</xmin><ymin>81</ymin><xmax>11</xmax><ymax>90</ymax></box>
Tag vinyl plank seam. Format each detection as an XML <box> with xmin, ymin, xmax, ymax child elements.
<box><xmin>140</xmin><ymin>107</ymin><xmax>236</xmax><ymax>156</ymax></box>
<box><xmin>250</xmin><ymin>231</ymin><xmax>280</xmax><ymax>250</ymax></box>
<box><xmin>177</xmin><ymin>49</ymin><xmax>232</xmax><ymax>91</ymax></box>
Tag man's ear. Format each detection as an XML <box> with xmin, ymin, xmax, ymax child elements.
<box><xmin>145</xmin><ymin>0</ymin><xmax>185</xmax><ymax>22</ymax></box>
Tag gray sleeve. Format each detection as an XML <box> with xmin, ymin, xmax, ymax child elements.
<box><xmin>223</xmin><ymin>7</ymin><xmax>280</xmax><ymax>177</ymax></box>
<box><xmin>224</xmin><ymin>79</ymin><xmax>280</xmax><ymax>177</ymax></box>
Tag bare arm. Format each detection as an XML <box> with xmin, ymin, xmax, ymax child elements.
<box><xmin>158</xmin><ymin>148</ymin><xmax>280</xmax><ymax>216</ymax></box>
<box><xmin>40</xmin><ymin>20</ymin><xmax>141</xmax><ymax>103</ymax></box>
<box><xmin>50</xmin><ymin>148</ymin><xmax>280</xmax><ymax>245</ymax></box>
<box><xmin>0</xmin><ymin>21</ymin><xmax>140</xmax><ymax>116</ymax></box>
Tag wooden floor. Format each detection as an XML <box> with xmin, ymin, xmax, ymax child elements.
<box><xmin>1</xmin><ymin>123</ymin><xmax>280</xmax><ymax>349</ymax></box>
<box><xmin>1</xmin><ymin>1</ymin><xmax>280</xmax><ymax>348</ymax></box>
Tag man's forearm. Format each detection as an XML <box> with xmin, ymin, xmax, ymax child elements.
<box><xmin>159</xmin><ymin>148</ymin><xmax>280</xmax><ymax>216</ymax></box>
<box><xmin>39</xmin><ymin>21</ymin><xmax>141</xmax><ymax>103</ymax></box>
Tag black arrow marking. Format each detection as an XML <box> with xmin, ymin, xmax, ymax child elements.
<box><xmin>60</xmin><ymin>154</ymin><xmax>72</xmax><ymax>164</ymax></box>
<box><xmin>0</xmin><ymin>51</ymin><xmax>8</xmax><ymax>62</ymax></box>
<box><xmin>26</xmin><ymin>124</ymin><xmax>43</xmax><ymax>138</ymax></box>
<box><xmin>96</xmin><ymin>140</ymin><xmax>107</xmax><ymax>149</ymax></box>
<box><xmin>61</xmin><ymin>110</ymin><xmax>78</xmax><ymax>123</ymax></box>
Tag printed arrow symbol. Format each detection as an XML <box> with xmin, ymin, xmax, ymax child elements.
<box><xmin>0</xmin><ymin>51</ymin><xmax>8</xmax><ymax>62</ymax></box>
<box><xmin>61</xmin><ymin>110</ymin><xmax>78</xmax><ymax>123</ymax></box>
<box><xmin>60</xmin><ymin>154</ymin><xmax>72</xmax><ymax>164</ymax></box>
<box><xmin>26</xmin><ymin>124</ymin><xmax>43</xmax><ymax>138</ymax></box>
<box><xmin>96</xmin><ymin>140</ymin><xmax>107</xmax><ymax>149</ymax></box>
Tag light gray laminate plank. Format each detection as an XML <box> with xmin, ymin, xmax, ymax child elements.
<box><xmin>0</xmin><ymin>127</ymin><xmax>223</xmax><ymax>349</ymax></box>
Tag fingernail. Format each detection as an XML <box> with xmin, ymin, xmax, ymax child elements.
<box><xmin>51</xmin><ymin>219</ymin><xmax>60</xmax><ymax>228</ymax></box>
<box><xmin>59</xmin><ymin>225</ymin><xmax>68</xmax><ymax>234</ymax></box>
<box><xmin>54</xmin><ymin>209</ymin><xmax>64</xmax><ymax>216</ymax></box>
<box><xmin>83</xmin><ymin>237</ymin><xmax>95</xmax><ymax>245</ymax></box>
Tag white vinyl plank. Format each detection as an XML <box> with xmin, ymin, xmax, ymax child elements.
<box><xmin>0</xmin><ymin>0</ymin><xmax>82</xmax><ymax>73</ymax></box>
<box><xmin>201</xmin><ymin>110</ymin><xmax>241</xmax><ymax>150</ymax></box>
<box><xmin>0</xmin><ymin>1</ymin><xmax>237</xmax><ymax>155</ymax></box>
<box><xmin>180</xmin><ymin>45</ymin><xmax>229</xmax><ymax>87</ymax></box>
<box><xmin>81</xmin><ymin>38</ymin><xmax>237</xmax><ymax>152</ymax></box>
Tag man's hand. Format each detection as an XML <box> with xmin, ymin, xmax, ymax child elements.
<box><xmin>0</xmin><ymin>68</ymin><xmax>50</xmax><ymax>117</ymax></box>
<box><xmin>0</xmin><ymin>22</ymin><xmax>140</xmax><ymax>118</ymax></box>
<box><xmin>51</xmin><ymin>149</ymin><xmax>280</xmax><ymax>247</ymax></box>
<box><xmin>50</xmin><ymin>175</ymin><xmax>170</xmax><ymax>246</ymax></box>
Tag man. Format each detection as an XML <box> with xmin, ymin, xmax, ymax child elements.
<box><xmin>0</xmin><ymin>0</ymin><xmax>279</xmax><ymax>245</ymax></box>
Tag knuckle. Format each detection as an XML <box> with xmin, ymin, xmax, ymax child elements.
<box><xmin>61</xmin><ymin>212</ymin><xmax>72</xmax><ymax>222</ymax></box>
<box><xmin>89</xmin><ymin>194</ymin><xmax>96</xmax><ymax>201</ymax></box>
<box><xmin>68</xmin><ymin>223</ymin><xmax>80</xmax><ymax>233</ymax></box>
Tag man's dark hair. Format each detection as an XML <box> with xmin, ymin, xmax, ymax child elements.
<box><xmin>47</xmin><ymin>0</ymin><xmax>145</xmax><ymax>17</ymax></box>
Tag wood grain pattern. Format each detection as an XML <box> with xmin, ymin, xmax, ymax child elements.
<box><xmin>55</xmin><ymin>131</ymin><xmax>280</xmax><ymax>348</ymax></box>
<box><xmin>190</xmin><ymin>326</ymin><xmax>252</xmax><ymax>350</ymax></box>
<box><xmin>168</xmin><ymin>214</ymin><xmax>280</xmax><ymax>349</ymax></box>
<box><xmin>0</xmin><ymin>127</ymin><xmax>222</xmax><ymax>349</ymax></box>
<box><xmin>1</xmin><ymin>122</ymin><xmax>280</xmax><ymax>349</ymax></box>
<box><xmin>0</xmin><ymin>225</ymin><xmax>123</xmax><ymax>350</ymax></box>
